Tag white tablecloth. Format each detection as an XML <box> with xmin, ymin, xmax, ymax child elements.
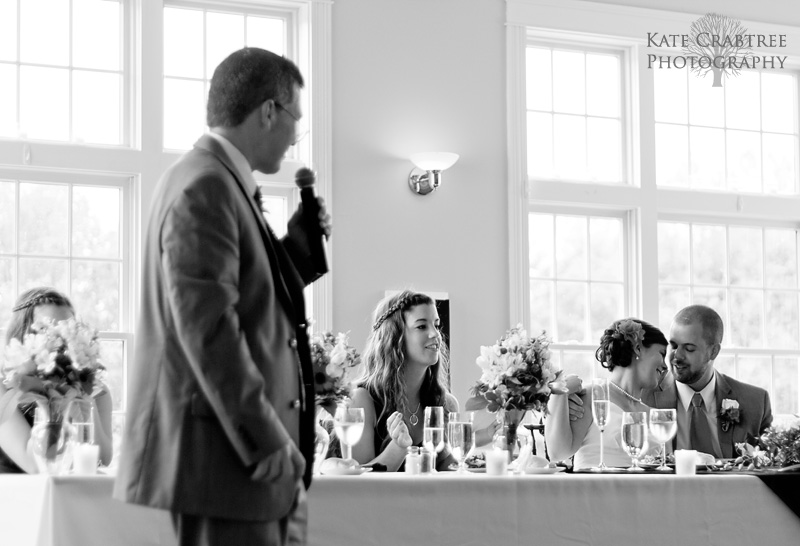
<box><xmin>1</xmin><ymin>472</ymin><xmax>798</xmax><ymax>546</ymax></box>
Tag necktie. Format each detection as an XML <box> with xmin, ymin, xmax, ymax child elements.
<box><xmin>689</xmin><ymin>392</ymin><xmax>716</xmax><ymax>456</ymax></box>
<box><xmin>254</xmin><ymin>186</ymin><xmax>265</xmax><ymax>212</ymax></box>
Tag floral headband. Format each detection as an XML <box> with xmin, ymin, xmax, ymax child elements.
<box><xmin>12</xmin><ymin>294</ymin><xmax>67</xmax><ymax>312</ymax></box>
<box><xmin>614</xmin><ymin>319</ymin><xmax>645</xmax><ymax>355</ymax></box>
<box><xmin>372</xmin><ymin>293</ymin><xmax>414</xmax><ymax>331</ymax></box>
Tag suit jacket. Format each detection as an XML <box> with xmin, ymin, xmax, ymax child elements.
<box><xmin>113</xmin><ymin>135</ymin><xmax>317</xmax><ymax>522</ymax></box>
<box><xmin>642</xmin><ymin>370</ymin><xmax>772</xmax><ymax>458</ymax></box>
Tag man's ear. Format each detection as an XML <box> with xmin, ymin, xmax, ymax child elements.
<box><xmin>709</xmin><ymin>343</ymin><xmax>721</xmax><ymax>362</ymax></box>
<box><xmin>259</xmin><ymin>100</ymin><xmax>277</xmax><ymax>129</ymax></box>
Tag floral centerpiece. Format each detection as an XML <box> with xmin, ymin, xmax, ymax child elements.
<box><xmin>1</xmin><ymin>317</ymin><xmax>105</xmax><ymax>473</ymax></box>
<box><xmin>310</xmin><ymin>331</ymin><xmax>362</xmax><ymax>411</ymax></box>
<box><xmin>728</xmin><ymin>420</ymin><xmax>800</xmax><ymax>471</ymax></box>
<box><xmin>466</xmin><ymin>325</ymin><xmax>564</xmax><ymax>460</ymax></box>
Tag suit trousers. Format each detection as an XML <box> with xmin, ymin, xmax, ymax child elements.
<box><xmin>172</xmin><ymin>481</ymin><xmax>307</xmax><ymax>546</ymax></box>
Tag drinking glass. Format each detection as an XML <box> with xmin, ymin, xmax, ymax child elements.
<box><xmin>649</xmin><ymin>408</ymin><xmax>677</xmax><ymax>471</ymax></box>
<box><xmin>447</xmin><ymin>411</ymin><xmax>474</xmax><ymax>473</ymax></box>
<box><xmin>423</xmin><ymin>406</ymin><xmax>445</xmax><ymax>472</ymax></box>
<box><xmin>333</xmin><ymin>405</ymin><xmax>365</xmax><ymax>462</ymax></box>
<box><xmin>621</xmin><ymin>411</ymin><xmax>648</xmax><ymax>472</ymax></box>
<box><xmin>590</xmin><ymin>378</ymin><xmax>610</xmax><ymax>471</ymax></box>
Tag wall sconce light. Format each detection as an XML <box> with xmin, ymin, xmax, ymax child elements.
<box><xmin>408</xmin><ymin>152</ymin><xmax>459</xmax><ymax>195</ymax></box>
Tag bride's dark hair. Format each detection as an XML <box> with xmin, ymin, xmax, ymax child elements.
<box><xmin>595</xmin><ymin>318</ymin><xmax>666</xmax><ymax>371</ymax></box>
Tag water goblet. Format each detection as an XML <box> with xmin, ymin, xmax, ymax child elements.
<box><xmin>590</xmin><ymin>378</ymin><xmax>610</xmax><ymax>471</ymax></box>
<box><xmin>423</xmin><ymin>406</ymin><xmax>445</xmax><ymax>471</ymax></box>
<box><xmin>649</xmin><ymin>408</ymin><xmax>677</xmax><ymax>471</ymax></box>
<box><xmin>333</xmin><ymin>405</ymin><xmax>365</xmax><ymax>462</ymax></box>
<box><xmin>447</xmin><ymin>411</ymin><xmax>474</xmax><ymax>473</ymax></box>
<box><xmin>621</xmin><ymin>411</ymin><xmax>649</xmax><ymax>472</ymax></box>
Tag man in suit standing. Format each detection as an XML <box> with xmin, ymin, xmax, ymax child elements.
<box><xmin>642</xmin><ymin>304</ymin><xmax>772</xmax><ymax>458</ymax></box>
<box><xmin>114</xmin><ymin>48</ymin><xmax>328</xmax><ymax>545</ymax></box>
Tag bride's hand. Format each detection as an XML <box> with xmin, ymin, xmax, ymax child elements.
<box><xmin>387</xmin><ymin>411</ymin><xmax>412</xmax><ymax>449</ymax></box>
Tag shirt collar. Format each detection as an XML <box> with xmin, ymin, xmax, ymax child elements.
<box><xmin>675</xmin><ymin>370</ymin><xmax>717</xmax><ymax>411</ymax></box>
<box><xmin>206</xmin><ymin>131</ymin><xmax>257</xmax><ymax>197</ymax></box>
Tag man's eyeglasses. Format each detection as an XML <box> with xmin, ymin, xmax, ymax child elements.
<box><xmin>274</xmin><ymin>101</ymin><xmax>308</xmax><ymax>144</ymax></box>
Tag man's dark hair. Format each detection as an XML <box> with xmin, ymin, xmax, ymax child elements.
<box><xmin>207</xmin><ymin>47</ymin><xmax>304</xmax><ymax>128</ymax></box>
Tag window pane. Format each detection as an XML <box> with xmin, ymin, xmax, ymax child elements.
<box><xmin>765</xmin><ymin>229</ymin><xmax>798</xmax><ymax>289</ymax></box>
<box><xmin>0</xmin><ymin>64</ymin><xmax>17</xmax><ymax>138</ymax></box>
<box><xmin>526</xmin><ymin>48</ymin><xmax>552</xmax><ymax>111</ymax></box>
<box><xmin>164</xmin><ymin>78</ymin><xmax>206</xmax><ymax>151</ymax></box>
<box><xmin>762</xmin><ymin>133</ymin><xmax>797</xmax><ymax>195</ymax></box>
<box><xmin>556</xmin><ymin>281</ymin><xmax>586</xmax><ymax>342</ymax></box>
<box><xmin>737</xmin><ymin>355</ymin><xmax>771</xmax><ymax>393</ymax></box>
<box><xmin>0</xmin><ymin>258</ymin><xmax>15</xmax><ymax>328</ymax></box>
<box><xmin>559</xmin><ymin>350</ymin><xmax>595</xmax><ymax>380</ymax></box>
<box><xmin>73</xmin><ymin>71</ymin><xmax>121</xmax><ymax>145</ymax></box>
<box><xmin>688</xmin><ymin>73</ymin><xmax>724</xmax><ymax>128</ymax></box>
<box><xmin>587</xmin><ymin>118</ymin><xmax>621</xmax><ymax>182</ymax></box>
<box><xmin>590</xmin><ymin>283</ymin><xmax>623</xmax><ymax>342</ymax></box>
<box><xmin>689</xmin><ymin>126</ymin><xmax>725</xmax><ymax>190</ymax></box>
<box><xmin>654</xmin><ymin>68</ymin><xmax>687</xmax><ymax>124</ymax></box>
<box><xmin>552</xmin><ymin>50</ymin><xmax>585</xmax><ymax>115</ymax></box>
<box><xmin>773</xmin><ymin>357</ymin><xmax>799</xmax><ymax>415</ymax></box>
<box><xmin>527</xmin><ymin>112</ymin><xmax>553</xmax><ymax>179</ymax></box>
<box><xmin>586</xmin><ymin>53</ymin><xmax>619</xmax><ymax>117</ymax></box>
<box><xmin>553</xmin><ymin>114</ymin><xmax>585</xmax><ymax>180</ymax></box>
<box><xmin>725</xmin><ymin>72</ymin><xmax>760</xmax><ymax>131</ymax></box>
<box><xmin>692</xmin><ymin>225</ymin><xmax>726</xmax><ymax>285</ymax></box>
<box><xmin>530</xmin><ymin>280</ymin><xmax>554</xmax><ymax>334</ymax></box>
<box><xmin>72</xmin><ymin>260</ymin><xmax>120</xmax><ymax>331</ymax></box>
<box><xmin>19</xmin><ymin>182</ymin><xmax>69</xmax><ymax>255</ymax></box>
<box><xmin>766</xmin><ymin>290</ymin><xmax>799</xmax><ymax>349</ymax></box>
<box><xmin>72</xmin><ymin>186</ymin><xmax>121</xmax><ymax>258</ymax></box>
<box><xmin>658</xmin><ymin>222</ymin><xmax>689</xmax><ymax>283</ymax></box>
<box><xmin>529</xmin><ymin>213</ymin><xmax>554</xmax><ymax>278</ymax></box>
<box><xmin>206</xmin><ymin>12</ymin><xmax>245</xmax><ymax>79</ymax></box>
<box><xmin>73</xmin><ymin>0</ymin><xmax>120</xmax><ymax>71</ymax></box>
<box><xmin>19</xmin><ymin>66</ymin><xmax>69</xmax><ymax>141</ymax></box>
<box><xmin>99</xmin><ymin>339</ymin><xmax>125</xmax><ymax>412</ymax></box>
<box><xmin>729</xmin><ymin>289</ymin><xmax>764</xmax><ymax>348</ymax></box>
<box><xmin>761</xmin><ymin>73</ymin><xmax>795</xmax><ymax>134</ymax></box>
<box><xmin>692</xmin><ymin>287</ymin><xmax>727</xmax><ymax>330</ymax></box>
<box><xmin>655</xmin><ymin>124</ymin><xmax>689</xmax><ymax>187</ymax></box>
<box><xmin>726</xmin><ymin>130</ymin><xmax>761</xmax><ymax>192</ymax></box>
<box><xmin>0</xmin><ymin>181</ymin><xmax>15</xmax><ymax>253</ymax></box>
<box><xmin>261</xmin><ymin>194</ymin><xmax>287</xmax><ymax>238</ymax></box>
<box><xmin>0</xmin><ymin>1</ymin><xmax>16</xmax><ymax>61</ymax></box>
<box><xmin>20</xmin><ymin>0</ymin><xmax>68</xmax><ymax>66</ymax></box>
<box><xmin>18</xmin><ymin>257</ymin><xmax>68</xmax><ymax>292</ymax></box>
<box><xmin>555</xmin><ymin>216</ymin><xmax>587</xmax><ymax>280</ymax></box>
<box><xmin>715</xmin><ymin>354</ymin><xmax>735</xmax><ymax>378</ymax></box>
<box><xmin>164</xmin><ymin>7</ymin><xmax>204</xmax><ymax>78</ymax></box>
<box><xmin>728</xmin><ymin>227</ymin><xmax>762</xmax><ymax>287</ymax></box>
<box><xmin>246</xmin><ymin>16</ymin><xmax>285</xmax><ymax>55</ymax></box>
<box><xmin>589</xmin><ymin>217</ymin><xmax>622</xmax><ymax>282</ymax></box>
<box><xmin>659</xmin><ymin>286</ymin><xmax>690</xmax><ymax>336</ymax></box>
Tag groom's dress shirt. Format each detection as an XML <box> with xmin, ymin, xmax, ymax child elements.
<box><xmin>675</xmin><ymin>375</ymin><xmax>721</xmax><ymax>457</ymax></box>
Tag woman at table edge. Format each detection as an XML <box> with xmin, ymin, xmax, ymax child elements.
<box><xmin>0</xmin><ymin>287</ymin><xmax>114</xmax><ymax>473</ymax></box>
<box><xmin>545</xmin><ymin>318</ymin><xmax>667</xmax><ymax>469</ymax></box>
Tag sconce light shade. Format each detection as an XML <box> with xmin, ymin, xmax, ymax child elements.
<box><xmin>408</xmin><ymin>152</ymin><xmax>459</xmax><ymax>195</ymax></box>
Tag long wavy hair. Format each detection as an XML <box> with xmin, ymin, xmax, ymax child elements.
<box><xmin>358</xmin><ymin>290</ymin><xmax>451</xmax><ymax>423</ymax></box>
<box><xmin>5</xmin><ymin>287</ymin><xmax>74</xmax><ymax>345</ymax></box>
<box><xmin>595</xmin><ymin>318</ymin><xmax>667</xmax><ymax>371</ymax></box>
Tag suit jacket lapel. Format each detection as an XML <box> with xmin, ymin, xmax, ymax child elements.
<box><xmin>715</xmin><ymin>371</ymin><xmax>735</xmax><ymax>458</ymax></box>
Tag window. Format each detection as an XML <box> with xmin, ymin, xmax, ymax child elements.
<box><xmin>508</xmin><ymin>0</ymin><xmax>800</xmax><ymax>416</ymax></box>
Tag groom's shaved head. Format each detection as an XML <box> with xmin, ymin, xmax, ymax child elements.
<box><xmin>673</xmin><ymin>305</ymin><xmax>723</xmax><ymax>346</ymax></box>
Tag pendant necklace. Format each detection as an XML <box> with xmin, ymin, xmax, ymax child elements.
<box><xmin>610</xmin><ymin>381</ymin><xmax>643</xmax><ymax>405</ymax></box>
<box><xmin>408</xmin><ymin>402</ymin><xmax>421</xmax><ymax>426</ymax></box>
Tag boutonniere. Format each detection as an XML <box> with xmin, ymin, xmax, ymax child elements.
<box><xmin>719</xmin><ymin>399</ymin><xmax>740</xmax><ymax>432</ymax></box>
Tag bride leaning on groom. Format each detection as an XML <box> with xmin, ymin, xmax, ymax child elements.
<box><xmin>546</xmin><ymin>305</ymin><xmax>772</xmax><ymax>468</ymax></box>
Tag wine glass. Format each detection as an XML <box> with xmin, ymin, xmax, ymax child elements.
<box><xmin>649</xmin><ymin>408</ymin><xmax>677</xmax><ymax>471</ymax></box>
<box><xmin>333</xmin><ymin>405</ymin><xmax>365</xmax><ymax>462</ymax></box>
<box><xmin>447</xmin><ymin>411</ymin><xmax>474</xmax><ymax>473</ymax></box>
<box><xmin>621</xmin><ymin>411</ymin><xmax>649</xmax><ymax>472</ymax></box>
<box><xmin>590</xmin><ymin>378</ymin><xmax>610</xmax><ymax>471</ymax></box>
<box><xmin>423</xmin><ymin>406</ymin><xmax>445</xmax><ymax>472</ymax></box>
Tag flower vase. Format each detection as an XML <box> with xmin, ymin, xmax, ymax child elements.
<box><xmin>499</xmin><ymin>409</ymin><xmax>527</xmax><ymax>464</ymax></box>
<box><xmin>30</xmin><ymin>399</ymin><xmax>74</xmax><ymax>475</ymax></box>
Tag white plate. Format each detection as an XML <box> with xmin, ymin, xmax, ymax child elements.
<box><xmin>523</xmin><ymin>466</ymin><xmax>564</xmax><ymax>475</ymax></box>
<box><xmin>322</xmin><ymin>466</ymin><xmax>371</xmax><ymax>476</ymax></box>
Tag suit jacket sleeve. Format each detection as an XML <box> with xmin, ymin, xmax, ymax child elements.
<box><xmin>161</xmin><ymin>173</ymin><xmax>291</xmax><ymax>467</ymax></box>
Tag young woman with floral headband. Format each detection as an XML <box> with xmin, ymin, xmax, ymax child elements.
<box><xmin>0</xmin><ymin>287</ymin><xmax>113</xmax><ymax>473</ymax></box>
<box><xmin>545</xmin><ymin>318</ymin><xmax>668</xmax><ymax>469</ymax></box>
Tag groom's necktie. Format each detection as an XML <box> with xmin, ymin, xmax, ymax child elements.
<box><xmin>689</xmin><ymin>392</ymin><xmax>716</xmax><ymax>456</ymax></box>
<box><xmin>254</xmin><ymin>186</ymin><xmax>265</xmax><ymax>213</ymax></box>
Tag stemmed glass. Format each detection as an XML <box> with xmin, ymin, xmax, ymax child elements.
<box><xmin>649</xmin><ymin>408</ymin><xmax>677</xmax><ymax>471</ymax></box>
<box><xmin>447</xmin><ymin>411</ymin><xmax>474</xmax><ymax>473</ymax></box>
<box><xmin>590</xmin><ymin>378</ymin><xmax>610</xmax><ymax>472</ymax></box>
<box><xmin>423</xmin><ymin>406</ymin><xmax>445</xmax><ymax>472</ymax></box>
<box><xmin>621</xmin><ymin>411</ymin><xmax>649</xmax><ymax>472</ymax></box>
<box><xmin>333</xmin><ymin>405</ymin><xmax>365</xmax><ymax>462</ymax></box>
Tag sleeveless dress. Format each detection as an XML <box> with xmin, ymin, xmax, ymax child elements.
<box><xmin>0</xmin><ymin>403</ymin><xmax>35</xmax><ymax>474</ymax></box>
<box><xmin>573</xmin><ymin>401</ymin><xmax>657</xmax><ymax>469</ymax></box>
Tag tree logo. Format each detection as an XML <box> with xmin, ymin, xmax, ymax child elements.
<box><xmin>682</xmin><ymin>13</ymin><xmax>753</xmax><ymax>87</ymax></box>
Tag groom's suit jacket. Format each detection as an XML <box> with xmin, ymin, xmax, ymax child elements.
<box><xmin>642</xmin><ymin>370</ymin><xmax>772</xmax><ymax>458</ymax></box>
<box><xmin>114</xmin><ymin>135</ymin><xmax>316</xmax><ymax>522</ymax></box>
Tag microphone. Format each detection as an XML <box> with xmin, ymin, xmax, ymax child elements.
<box><xmin>295</xmin><ymin>167</ymin><xmax>329</xmax><ymax>278</ymax></box>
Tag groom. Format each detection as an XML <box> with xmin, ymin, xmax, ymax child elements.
<box><xmin>642</xmin><ymin>304</ymin><xmax>772</xmax><ymax>458</ymax></box>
